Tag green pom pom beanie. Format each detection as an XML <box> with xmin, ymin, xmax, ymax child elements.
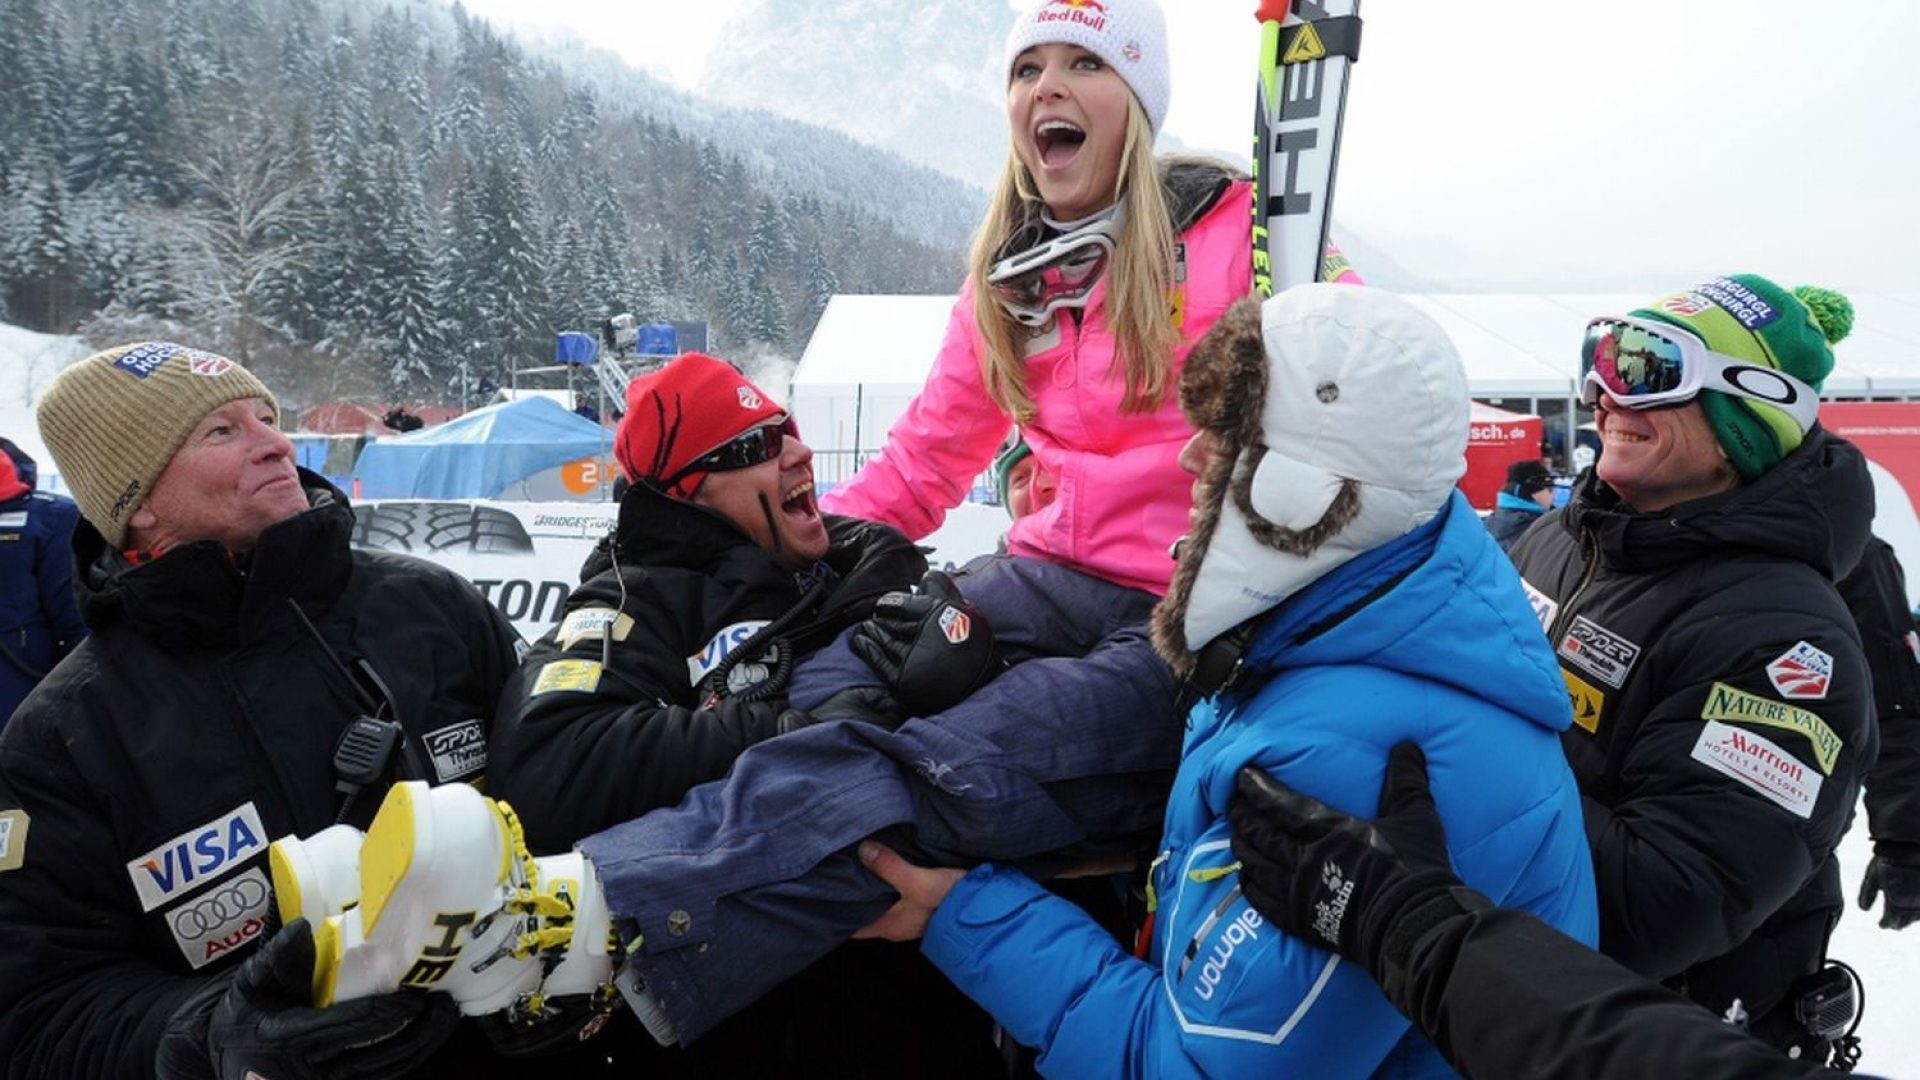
<box><xmin>993</xmin><ymin>431</ymin><xmax>1035</xmax><ymax>518</ymax></box>
<box><xmin>1630</xmin><ymin>275</ymin><xmax>1852</xmax><ymax>481</ymax></box>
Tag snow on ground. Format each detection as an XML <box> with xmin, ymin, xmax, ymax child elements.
<box><xmin>0</xmin><ymin>323</ymin><xmax>92</xmax><ymax>494</ymax></box>
<box><xmin>1831</xmin><ymin>810</ymin><xmax>1919</xmax><ymax>1075</ymax></box>
<box><xmin>2</xmin><ymin>321</ymin><xmax>1918</xmax><ymax>1071</ymax></box>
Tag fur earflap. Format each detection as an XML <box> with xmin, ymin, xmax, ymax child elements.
<box><xmin>1178</xmin><ymin>296</ymin><xmax>1267</xmax><ymax>440</ymax></box>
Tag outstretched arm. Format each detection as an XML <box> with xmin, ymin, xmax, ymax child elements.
<box><xmin>1227</xmin><ymin>747</ymin><xmax>1847</xmax><ymax>1080</ymax></box>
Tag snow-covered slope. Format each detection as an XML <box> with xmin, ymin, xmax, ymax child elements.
<box><xmin>0</xmin><ymin>324</ymin><xmax>92</xmax><ymax>495</ymax></box>
<box><xmin>697</xmin><ymin>0</ymin><xmax>1013</xmax><ymax>190</ymax></box>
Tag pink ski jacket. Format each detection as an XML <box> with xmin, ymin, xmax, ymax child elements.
<box><xmin>822</xmin><ymin>181</ymin><xmax>1254</xmax><ymax>597</ymax></box>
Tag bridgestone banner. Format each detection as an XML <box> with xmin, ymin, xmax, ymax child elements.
<box><xmin>351</xmin><ymin>500</ymin><xmax>1011</xmax><ymax>642</ymax></box>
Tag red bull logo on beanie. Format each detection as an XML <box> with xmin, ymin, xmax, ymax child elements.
<box><xmin>126</xmin><ymin>803</ymin><xmax>267</xmax><ymax>912</ymax></box>
<box><xmin>1037</xmin><ymin>0</ymin><xmax>1108</xmax><ymax>31</ymax></box>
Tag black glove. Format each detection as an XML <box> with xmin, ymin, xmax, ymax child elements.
<box><xmin>1228</xmin><ymin>742</ymin><xmax>1462</xmax><ymax>978</ymax></box>
<box><xmin>849</xmin><ymin>570</ymin><xmax>1003</xmax><ymax>716</ymax></box>
<box><xmin>162</xmin><ymin>917</ymin><xmax>460</xmax><ymax>1080</ymax></box>
<box><xmin>788</xmin><ymin>687</ymin><xmax>909</xmax><ymax>732</ymax></box>
<box><xmin>1858</xmin><ymin>846</ymin><xmax>1920</xmax><ymax>930</ymax></box>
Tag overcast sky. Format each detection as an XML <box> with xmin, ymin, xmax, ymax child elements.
<box><xmin>455</xmin><ymin>0</ymin><xmax>1919</xmax><ymax>292</ymax></box>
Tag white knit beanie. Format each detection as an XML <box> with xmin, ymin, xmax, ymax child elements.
<box><xmin>1004</xmin><ymin>0</ymin><xmax>1171</xmax><ymax>133</ymax></box>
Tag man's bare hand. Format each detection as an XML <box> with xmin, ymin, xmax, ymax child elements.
<box><xmin>852</xmin><ymin>842</ymin><xmax>964</xmax><ymax>942</ymax></box>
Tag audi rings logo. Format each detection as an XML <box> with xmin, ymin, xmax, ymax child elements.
<box><xmin>172</xmin><ymin>874</ymin><xmax>269</xmax><ymax>939</ymax></box>
<box><xmin>1723</xmin><ymin>364</ymin><xmax>1803</xmax><ymax>405</ymax></box>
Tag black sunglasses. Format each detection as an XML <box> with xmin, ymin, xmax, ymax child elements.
<box><xmin>663</xmin><ymin>418</ymin><xmax>798</xmax><ymax>489</ymax></box>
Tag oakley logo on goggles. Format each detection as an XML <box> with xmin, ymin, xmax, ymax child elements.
<box><xmin>662</xmin><ymin>417</ymin><xmax>799</xmax><ymax>490</ymax></box>
<box><xmin>987</xmin><ymin>213</ymin><xmax>1122</xmax><ymax>328</ymax></box>
<box><xmin>1580</xmin><ymin>316</ymin><xmax>1819</xmax><ymax>433</ymax></box>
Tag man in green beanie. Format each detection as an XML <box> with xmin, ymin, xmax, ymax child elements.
<box><xmin>992</xmin><ymin>430</ymin><xmax>1056</xmax><ymax>520</ymax></box>
<box><xmin>1508</xmin><ymin>276</ymin><xmax>1876</xmax><ymax>1066</ymax></box>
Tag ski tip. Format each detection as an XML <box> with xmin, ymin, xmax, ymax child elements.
<box><xmin>1255</xmin><ymin>0</ymin><xmax>1290</xmax><ymax>23</ymax></box>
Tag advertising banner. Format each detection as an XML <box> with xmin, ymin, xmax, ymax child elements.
<box><xmin>351</xmin><ymin>499</ymin><xmax>1012</xmax><ymax>641</ymax></box>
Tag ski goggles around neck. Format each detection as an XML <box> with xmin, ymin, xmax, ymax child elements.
<box><xmin>661</xmin><ymin>416</ymin><xmax>799</xmax><ymax>489</ymax></box>
<box><xmin>1579</xmin><ymin>316</ymin><xmax>1820</xmax><ymax>432</ymax></box>
<box><xmin>987</xmin><ymin>213</ymin><xmax>1123</xmax><ymax>327</ymax></box>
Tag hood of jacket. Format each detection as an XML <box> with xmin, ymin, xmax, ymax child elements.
<box><xmin>1151</xmin><ymin>285</ymin><xmax>1470</xmax><ymax>675</ymax></box>
<box><xmin>1560</xmin><ymin>426</ymin><xmax>1872</xmax><ymax>582</ymax></box>
<box><xmin>0</xmin><ymin>437</ymin><xmax>35</xmax><ymax>493</ymax></box>
<box><xmin>0</xmin><ymin>446</ymin><xmax>27</xmax><ymax>503</ymax></box>
<box><xmin>1238</xmin><ymin>490</ymin><xmax>1574</xmax><ymax>735</ymax></box>
<box><xmin>73</xmin><ymin>468</ymin><xmax>356</xmax><ymax>648</ymax></box>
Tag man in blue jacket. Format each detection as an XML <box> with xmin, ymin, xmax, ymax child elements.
<box><xmin>860</xmin><ymin>286</ymin><xmax>1599</xmax><ymax>1077</ymax></box>
<box><xmin>0</xmin><ymin>437</ymin><xmax>85</xmax><ymax>723</ymax></box>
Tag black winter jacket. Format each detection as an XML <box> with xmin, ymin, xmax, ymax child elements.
<box><xmin>1507</xmin><ymin>429</ymin><xmax>1877</xmax><ymax>1029</ymax></box>
<box><xmin>0</xmin><ymin>474</ymin><xmax>524</xmax><ymax>1079</ymax></box>
<box><xmin>491</xmin><ymin>482</ymin><xmax>926</xmax><ymax>854</ymax></box>
<box><xmin>1836</xmin><ymin>535</ymin><xmax>1920</xmax><ymax>857</ymax></box>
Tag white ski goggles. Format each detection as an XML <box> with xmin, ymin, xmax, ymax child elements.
<box><xmin>987</xmin><ymin>215</ymin><xmax>1122</xmax><ymax>327</ymax></box>
<box><xmin>1579</xmin><ymin>316</ymin><xmax>1820</xmax><ymax>433</ymax></box>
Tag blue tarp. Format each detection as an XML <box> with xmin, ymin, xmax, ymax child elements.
<box><xmin>351</xmin><ymin>396</ymin><xmax>611</xmax><ymax>499</ymax></box>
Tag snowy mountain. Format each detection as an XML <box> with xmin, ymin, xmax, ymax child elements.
<box><xmin>696</xmin><ymin>0</ymin><xmax>1014</xmax><ymax>191</ymax></box>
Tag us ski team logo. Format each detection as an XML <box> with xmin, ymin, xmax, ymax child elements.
<box><xmin>187</xmin><ymin>351</ymin><xmax>233</xmax><ymax>377</ymax></box>
<box><xmin>1766</xmin><ymin>641</ymin><xmax>1833</xmax><ymax>700</ymax></box>
<box><xmin>737</xmin><ymin>387</ymin><xmax>762</xmax><ymax>409</ymax></box>
<box><xmin>939</xmin><ymin>608</ymin><xmax>971</xmax><ymax>645</ymax></box>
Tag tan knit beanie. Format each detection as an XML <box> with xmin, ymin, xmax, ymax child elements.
<box><xmin>37</xmin><ymin>342</ymin><xmax>278</xmax><ymax>547</ymax></box>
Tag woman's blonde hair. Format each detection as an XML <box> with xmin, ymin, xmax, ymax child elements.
<box><xmin>969</xmin><ymin>96</ymin><xmax>1179</xmax><ymax>422</ymax></box>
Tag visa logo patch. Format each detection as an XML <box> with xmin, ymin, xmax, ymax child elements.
<box><xmin>687</xmin><ymin>620</ymin><xmax>772</xmax><ymax>684</ymax></box>
<box><xmin>126</xmin><ymin>803</ymin><xmax>266</xmax><ymax>912</ymax></box>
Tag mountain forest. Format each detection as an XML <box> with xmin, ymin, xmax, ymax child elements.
<box><xmin>0</xmin><ymin>0</ymin><xmax>978</xmax><ymax>407</ymax></box>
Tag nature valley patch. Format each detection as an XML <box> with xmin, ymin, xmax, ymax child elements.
<box><xmin>531</xmin><ymin>659</ymin><xmax>602</xmax><ymax>696</ymax></box>
<box><xmin>1700</xmin><ymin>682</ymin><xmax>1841</xmax><ymax>775</ymax></box>
<box><xmin>0</xmin><ymin>809</ymin><xmax>27</xmax><ymax>871</ymax></box>
<box><xmin>556</xmin><ymin>608</ymin><xmax>634</xmax><ymax>651</ymax></box>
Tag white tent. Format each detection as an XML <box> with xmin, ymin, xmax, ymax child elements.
<box><xmin>788</xmin><ymin>295</ymin><xmax>959</xmax><ymax>484</ymax></box>
<box><xmin>791</xmin><ymin>292</ymin><xmax>1920</xmax><ymax>455</ymax></box>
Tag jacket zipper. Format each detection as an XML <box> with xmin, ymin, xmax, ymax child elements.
<box><xmin>1545</xmin><ymin>525</ymin><xmax>1603</xmax><ymax>646</ymax></box>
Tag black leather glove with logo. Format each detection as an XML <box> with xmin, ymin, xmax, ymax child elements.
<box><xmin>1858</xmin><ymin>844</ymin><xmax>1920</xmax><ymax>930</ymax></box>
<box><xmin>1228</xmin><ymin>742</ymin><xmax>1465</xmax><ymax>982</ymax></box>
<box><xmin>849</xmin><ymin>570</ymin><xmax>1004</xmax><ymax>717</ymax></box>
<box><xmin>156</xmin><ymin>917</ymin><xmax>460</xmax><ymax>1080</ymax></box>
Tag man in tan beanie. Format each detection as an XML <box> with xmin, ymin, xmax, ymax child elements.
<box><xmin>0</xmin><ymin>342</ymin><xmax>544</xmax><ymax>1078</ymax></box>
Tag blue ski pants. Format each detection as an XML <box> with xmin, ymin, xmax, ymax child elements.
<box><xmin>578</xmin><ymin>554</ymin><xmax>1182</xmax><ymax>1044</ymax></box>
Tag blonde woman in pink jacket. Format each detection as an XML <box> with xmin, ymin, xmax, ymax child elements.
<box><xmin>800</xmin><ymin>0</ymin><xmax>1362</xmax><ymax>718</ymax></box>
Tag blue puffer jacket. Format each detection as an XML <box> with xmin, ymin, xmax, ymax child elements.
<box><xmin>923</xmin><ymin>494</ymin><xmax>1598</xmax><ymax>1078</ymax></box>
<box><xmin>0</xmin><ymin>440</ymin><xmax>85</xmax><ymax>723</ymax></box>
